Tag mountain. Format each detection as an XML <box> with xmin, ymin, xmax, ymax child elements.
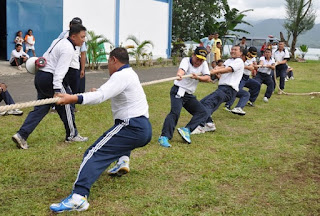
<box><xmin>237</xmin><ymin>19</ymin><xmax>320</xmax><ymax>48</ymax></box>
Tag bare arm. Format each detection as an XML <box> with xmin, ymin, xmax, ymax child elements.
<box><xmin>210</xmin><ymin>66</ymin><xmax>233</xmax><ymax>75</ymax></box>
<box><xmin>80</xmin><ymin>51</ymin><xmax>86</xmax><ymax>78</ymax></box>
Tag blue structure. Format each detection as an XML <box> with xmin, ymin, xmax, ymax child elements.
<box><xmin>1</xmin><ymin>0</ymin><xmax>172</xmax><ymax>60</ymax></box>
<box><xmin>2</xmin><ymin>0</ymin><xmax>63</xmax><ymax>60</ymax></box>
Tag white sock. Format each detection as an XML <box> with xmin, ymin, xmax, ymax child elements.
<box><xmin>118</xmin><ymin>156</ymin><xmax>130</xmax><ymax>164</ymax></box>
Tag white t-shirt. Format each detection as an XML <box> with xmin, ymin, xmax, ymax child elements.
<box><xmin>81</xmin><ymin>67</ymin><xmax>149</xmax><ymax>120</ymax></box>
<box><xmin>9</xmin><ymin>49</ymin><xmax>29</xmax><ymax>63</ymax></box>
<box><xmin>243</xmin><ymin>57</ymin><xmax>256</xmax><ymax>76</ymax></box>
<box><xmin>257</xmin><ymin>56</ymin><xmax>275</xmax><ymax>75</ymax></box>
<box><xmin>58</xmin><ymin>30</ymin><xmax>87</xmax><ymax>70</ymax></box>
<box><xmin>219</xmin><ymin>58</ymin><xmax>244</xmax><ymax>92</ymax></box>
<box><xmin>174</xmin><ymin>57</ymin><xmax>210</xmax><ymax>94</ymax></box>
<box><xmin>273</xmin><ymin>49</ymin><xmax>290</xmax><ymax>62</ymax></box>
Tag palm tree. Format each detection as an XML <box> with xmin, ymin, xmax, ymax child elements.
<box><xmin>299</xmin><ymin>44</ymin><xmax>308</xmax><ymax>59</ymax></box>
<box><xmin>204</xmin><ymin>1</ymin><xmax>252</xmax><ymax>55</ymax></box>
<box><xmin>126</xmin><ymin>35</ymin><xmax>153</xmax><ymax>66</ymax></box>
<box><xmin>86</xmin><ymin>31</ymin><xmax>114</xmax><ymax>70</ymax></box>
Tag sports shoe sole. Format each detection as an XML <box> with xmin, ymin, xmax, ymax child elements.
<box><xmin>177</xmin><ymin>128</ymin><xmax>191</xmax><ymax>144</ymax></box>
<box><xmin>231</xmin><ymin>111</ymin><xmax>246</xmax><ymax>116</ymax></box>
<box><xmin>12</xmin><ymin>134</ymin><xmax>28</xmax><ymax>149</ymax></box>
<box><xmin>108</xmin><ymin>167</ymin><xmax>130</xmax><ymax>177</ymax></box>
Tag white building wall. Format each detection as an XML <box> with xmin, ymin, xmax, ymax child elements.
<box><xmin>119</xmin><ymin>0</ymin><xmax>169</xmax><ymax>58</ymax></box>
<box><xmin>63</xmin><ymin>0</ymin><xmax>169</xmax><ymax>59</ymax></box>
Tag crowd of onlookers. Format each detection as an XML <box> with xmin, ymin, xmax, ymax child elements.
<box><xmin>9</xmin><ymin>29</ymin><xmax>36</xmax><ymax>71</ymax></box>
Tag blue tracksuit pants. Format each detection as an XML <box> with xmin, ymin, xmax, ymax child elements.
<box><xmin>226</xmin><ymin>75</ymin><xmax>261</xmax><ymax>108</ymax></box>
<box><xmin>17</xmin><ymin>70</ymin><xmax>78</xmax><ymax>140</ymax></box>
<box><xmin>72</xmin><ymin>116</ymin><xmax>152</xmax><ymax>197</ymax></box>
<box><xmin>200</xmin><ymin>85</ymin><xmax>237</xmax><ymax>124</ymax></box>
<box><xmin>161</xmin><ymin>85</ymin><xmax>209</xmax><ymax>139</ymax></box>
<box><xmin>275</xmin><ymin>64</ymin><xmax>288</xmax><ymax>90</ymax></box>
<box><xmin>0</xmin><ymin>90</ymin><xmax>15</xmax><ymax>105</ymax></box>
<box><xmin>254</xmin><ymin>72</ymin><xmax>274</xmax><ymax>98</ymax></box>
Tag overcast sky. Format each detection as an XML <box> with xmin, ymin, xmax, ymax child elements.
<box><xmin>228</xmin><ymin>0</ymin><xmax>320</xmax><ymax>24</ymax></box>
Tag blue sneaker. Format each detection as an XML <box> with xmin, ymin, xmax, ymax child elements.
<box><xmin>50</xmin><ymin>193</ymin><xmax>89</xmax><ymax>213</ymax></box>
<box><xmin>158</xmin><ymin>136</ymin><xmax>171</xmax><ymax>148</ymax></box>
<box><xmin>177</xmin><ymin>127</ymin><xmax>191</xmax><ymax>144</ymax></box>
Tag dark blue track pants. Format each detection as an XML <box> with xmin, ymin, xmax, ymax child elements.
<box><xmin>73</xmin><ymin>116</ymin><xmax>152</xmax><ymax>197</ymax></box>
<box><xmin>200</xmin><ymin>85</ymin><xmax>237</xmax><ymax>124</ymax></box>
<box><xmin>17</xmin><ymin>70</ymin><xmax>78</xmax><ymax>140</ymax></box>
<box><xmin>0</xmin><ymin>90</ymin><xmax>15</xmax><ymax>105</ymax></box>
<box><xmin>161</xmin><ymin>85</ymin><xmax>209</xmax><ymax>139</ymax></box>
<box><xmin>226</xmin><ymin>75</ymin><xmax>261</xmax><ymax>108</ymax></box>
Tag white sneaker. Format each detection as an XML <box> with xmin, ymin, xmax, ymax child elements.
<box><xmin>107</xmin><ymin>156</ymin><xmax>130</xmax><ymax>176</ymax></box>
<box><xmin>231</xmin><ymin>107</ymin><xmax>246</xmax><ymax>116</ymax></box>
<box><xmin>203</xmin><ymin>122</ymin><xmax>216</xmax><ymax>132</ymax></box>
<box><xmin>285</xmin><ymin>77</ymin><xmax>289</xmax><ymax>82</ymax></box>
<box><xmin>7</xmin><ymin>109</ymin><xmax>23</xmax><ymax>115</ymax></box>
<box><xmin>50</xmin><ymin>193</ymin><xmax>89</xmax><ymax>213</ymax></box>
<box><xmin>65</xmin><ymin>134</ymin><xmax>88</xmax><ymax>143</ymax></box>
<box><xmin>191</xmin><ymin>125</ymin><xmax>205</xmax><ymax>134</ymax></box>
<box><xmin>263</xmin><ymin>97</ymin><xmax>269</xmax><ymax>103</ymax></box>
<box><xmin>17</xmin><ymin>65</ymin><xmax>23</xmax><ymax>71</ymax></box>
<box><xmin>290</xmin><ymin>76</ymin><xmax>294</xmax><ymax>80</ymax></box>
<box><xmin>0</xmin><ymin>111</ymin><xmax>7</xmax><ymax>116</ymax></box>
<box><xmin>12</xmin><ymin>133</ymin><xmax>29</xmax><ymax>149</ymax></box>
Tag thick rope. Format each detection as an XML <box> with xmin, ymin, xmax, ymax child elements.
<box><xmin>272</xmin><ymin>66</ymin><xmax>320</xmax><ymax>96</ymax></box>
<box><xmin>0</xmin><ymin>73</ymin><xmax>200</xmax><ymax>112</ymax></box>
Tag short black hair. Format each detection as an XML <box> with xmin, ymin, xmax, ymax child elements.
<box><xmin>69</xmin><ymin>24</ymin><xmax>87</xmax><ymax>36</ymax></box>
<box><xmin>216</xmin><ymin>41</ymin><xmax>221</xmax><ymax>45</ymax></box>
<box><xmin>217</xmin><ymin>59</ymin><xmax>224</xmax><ymax>64</ymax></box>
<box><xmin>16</xmin><ymin>44</ymin><xmax>22</xmax><ymax>48</ymax></box>
<box><xmin>265</xmin><ymin>48</ymin><xmax>272</xmax><ymax>52</ymax></box>
<box><xmin>110</xmin><ymin>47</ymin><xmax>129</xmax><ymax>64</ymax></box>
<box><xmin>242</xmin><ymin>36</ymin><xmax>247</xmax><ymax>40</ymax></box>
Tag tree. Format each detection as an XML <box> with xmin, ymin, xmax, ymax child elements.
<box><xmin>86</xmin><ymin>31</ymin><xmax>113</xmax><ymax>70</ymax></box>
<box><xmin>172</xmin><ymin>0</ymin><xmax>252</xmax><ymax>45</ymax></box>
<box><xmin>284</xmin><ymin>0</ymin><xmax>316</xmax><ymax>58</ymax></box>
<box><xmin>205</xmin><ymin>0</ymin><xmax>252</xmax><ymax>47</ymax></box>
<box><xmin>172</xmin><ymin>0</ymin><xmax>224</xmax><ymax>41</ymax></box>
<box><xmin>126</xmin><ymin>35</ymin><xmax>153</xmax><ymax>66</ymax></box>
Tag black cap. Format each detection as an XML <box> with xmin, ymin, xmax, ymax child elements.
<box><xmin>194</xmin><ymin>47</ymin><xmax>208</xmax><ymax>60</ymax></box>
<box><xmin>70</xmin><ymin>17</ymin><xmax>82</xmax><ymax>25</ymax></box>
<box><xmin>248</xmin><ymin>47</ymin><xmax>257</xmax><ymax>57</ymax></box>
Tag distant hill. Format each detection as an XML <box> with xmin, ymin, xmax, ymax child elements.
<box><xmin>237</xmin><ymin>19</ymin><xmax>320</xmax><ymax>48</ymax></box>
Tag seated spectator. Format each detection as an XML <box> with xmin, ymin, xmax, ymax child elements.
<box><xmin>286</xmin><ymin>65</ymin><xmax>294</xmax><ymax>81</ymax></box>
<box><xmin>9</xmin><ymin>44</ymin><xmax>29</xmax><ymax>70</ymax></box>
<box><xmin>0</xmin><ymin>82</ymin><xmax>23</xmax><ymax>116</ymax></box>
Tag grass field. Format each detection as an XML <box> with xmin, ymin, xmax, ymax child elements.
<box><xmin>0</xmin><ymin>61</ymin><xmax>319</xmax><ymax>215</ymax></box>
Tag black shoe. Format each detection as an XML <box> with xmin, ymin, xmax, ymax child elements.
<box><xmin>247</xmin><ymin>101</ymin><xmax>255</xmax><ymax>107</ymax></box>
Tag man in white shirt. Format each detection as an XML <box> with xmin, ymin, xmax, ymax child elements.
<box><xmin>58</xmin><ymin>17</ymin><xmax>87</xmax><ymax>94</ymax></box>
<box><xmin>12</xmin><ymin>24</ymin><xmax>88</xmax><ymax>150</ymax></box>
<box><xmin>200</xmin><ymin>34</ymin><xmax>215</xmax><ymax>67</ymax></box>
<box><xmin>158</xmin><ymin>47</ymin><xmax>211</xmax><ymax>148</ymax></box>
<box><xmin>273</xmin><ymin>41</ymin><xmax>290</xmax><ymax>91</ymax></box>
<box><xmin>254</xmin><ymin>48</ymin><xmax>276</xmax><ymax>102</ymax></box>
<box><xmin>50</xmin><ymin>47</ymin><xmax>152</xmax><ymax>213</ymax></box>
<box><xmin>224</xmin><ymin>47</ymin><xmax>261</xmax><ymax>115</ymax></box>
<box><xmin>193</xmin><ymin>45</ymin><xmax>244</xmax><ymax>134</ymax></box>
<box><xmin>9</xmin><ymin>44</ymin><xmax>29</xmax><ymax>70</ymax></box>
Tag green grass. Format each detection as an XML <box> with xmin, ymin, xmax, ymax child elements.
<box><xmin>1</xmin><ymin>61</ymin><xmax>320</xmax><ymax>215</ymax></box>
